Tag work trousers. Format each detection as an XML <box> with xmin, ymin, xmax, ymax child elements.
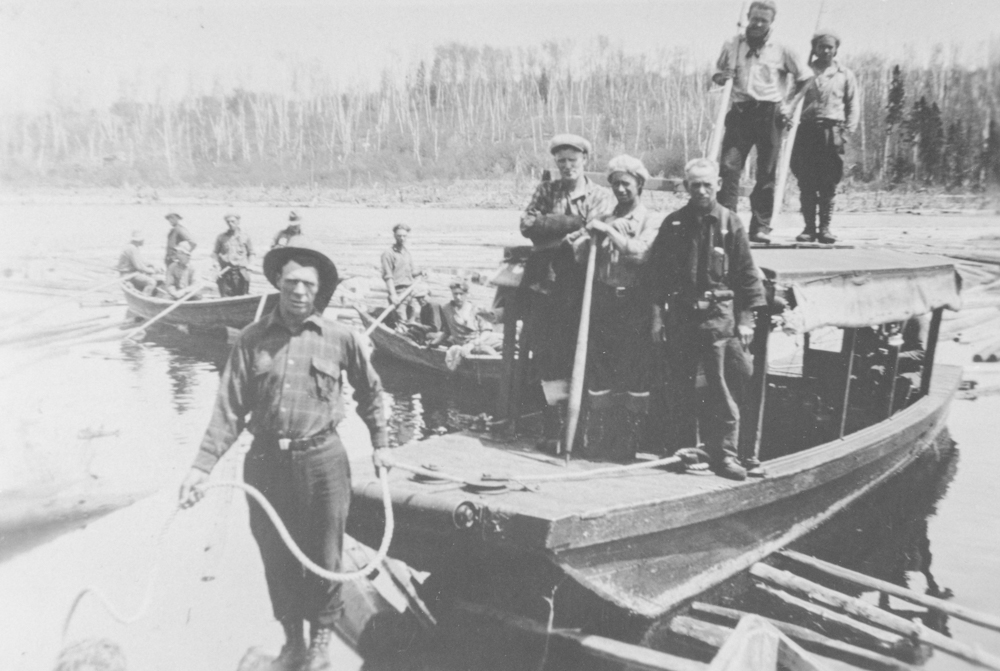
<box><xmin>791</xmin><ymin>121</ymin><xmax>845</xmax><ymax>228</ymax></box>
<box><xmin>587</xmin><ymin>284</ymin><xmax>650</xmax><ymax>394</ymax></box>
<box><xmin>718</xmin><ymin>101</ymin><xmax>783</xmax><ymax>236</ymax></box>
<box><xmin>666</xmin><ymin>328</ymin><xmax>751</xmax><ymax>462</ymax></box>
<box><xmin>218</xmin><ymin>266</ymin><xmax>251</xmax><ymax>297</ymax></box>
<box><xmin>244</xmin><ymin>433</ymin><xmax>351</xmax><ymax>627</ymax></box>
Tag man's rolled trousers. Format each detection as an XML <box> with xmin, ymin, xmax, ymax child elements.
<box><xmin>645</xmin><ymin>201</ymin><xmax>766</xmax><ymax>472</ymax></box>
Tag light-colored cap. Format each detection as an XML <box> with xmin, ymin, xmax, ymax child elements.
<box><xmin>607</xmin><ymin>154</ymin><xmax>652</xmax><ymax>184</ymax></box>
<box><xmin>130</xmin><ymin>229</ymin><xmax>144</xmax><ymax>242</ymax></box>
<box><xmin>549</xmin><ymin>133</ymin><xmax>592</xmax><ymax>155</ymax></box>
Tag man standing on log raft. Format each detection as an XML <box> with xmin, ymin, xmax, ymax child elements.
<box><xmin>643</xmin><ymin>158</ymin><xmax>766</xmax><ymax>481</ymax></box>
<box><xmin>179</xmin><ymin>237</ymin><xmax>390</xmax><ymax>671</ymax></box>
<box><xmin>519</xmin><ymin>134</ymin><xmax>614</xmax><ymax>453</ymax></box>
<box><xmin>713</xmin><ymin>0</ymin><xmax>809</xmax><ymax>244</ymax></box>
<box><xmin>790</xmin><ymin>31</ymin><xmax>859</xmax><ymax>244</ymax></box>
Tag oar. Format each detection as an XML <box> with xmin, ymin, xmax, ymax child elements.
<box><xmin>122</xmin><ymin>280</ymin><xmax>208</xmax><ymax>341</ymax></box>
<box><xmin>563</xmin><ymin>232</ymin><xmax>598</xmax><ymax>464</ymax></box>
<box><xmin>1</xmin><ymin>272</ymin><xmax>137</xmax><ymax>331</ymax></box>
<box><xmin>363</xmin><ymin>283</ymin><xmax>419</xmax><ymax>337</ymax></box>
<box><xmin>707</xmin><ymin>1</ymin><xmax>747</xmax><ymax>161</ymax></box>
<box><xmin>253</xmin><ymin>293</ymin><xmax>270</xmax><ymax>322</ymax></box>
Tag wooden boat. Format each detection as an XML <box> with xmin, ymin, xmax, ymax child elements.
<box><xmin>357</xmin><ymin>309</ymin><xmax>504</xmax><ymax>384</ymax></box>
<box><xmin>121</xmin><ymin>282</ymin><xmax>278</xmax><ymax>330</ymax></box>
<box><xmin>347</xmin><ymin>247</ymin><xmax>962</xmax><ymax>635</ymax></box>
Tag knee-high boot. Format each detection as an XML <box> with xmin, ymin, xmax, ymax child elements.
<box><xmin>609</xmin><ymin>392</ymin><xmax>649</xmax><ymax>463</ymax></box>
<box><xmin>796</xmin><ymin>190</ymin><xmax>818</xmax><ymax>242</ymax></box>
<box><xmin>580</xmin><ymin>389</ymin><xmax>614</xmax><ymax>459</ymax></box>
<box><xmin>817</xmin><ymin>192</ymin><xmax>837</xmax><ymax>244</ymax></box>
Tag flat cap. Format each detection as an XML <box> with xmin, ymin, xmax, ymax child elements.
<box><xmin>549</xmin><ymin>134</ymin><xmax>592</xmax><ymax>155</ymax></box>
<box><xmin>607</xmin><ymin>154</ymin><xmax>651</xmax><ymax>184</ymax></box>
<box><xmin>164</xmin><ymin>213</ymin><xmax>182</xmax><ymax>221</ymax></box>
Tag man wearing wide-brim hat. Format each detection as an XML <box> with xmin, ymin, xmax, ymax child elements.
<box><xmin>518</xmin><ymin>133</ymin><xmax>614</xmax><ymax>453</ymax></box>
<box><xmin>272</xmin><ymin>210</ymin><xmax>304</xmax><ymax>249</ymax></box>
<box><xmin>180</xmin><ymin>236</ymin><xmax>389</xmax><ymax>671</ymax></box>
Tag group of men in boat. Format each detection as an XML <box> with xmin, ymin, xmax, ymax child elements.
<box><xmin>117</xmin><ymin>210</ymin><xmax>304</xmax><ymax>299</ymax></box>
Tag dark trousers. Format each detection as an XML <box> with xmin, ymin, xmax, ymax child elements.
<box><xmin>718</xmin><ymin>101</ymin><xmax>783</xmax><ymax>236</ymax></box>
<box><xmin>244</xmin><ymin>434</ymin><xmax>351</xmax><ymax>627</ymax></box>
<box><xmin>218</xmin><ymin>266</ymin><xmax>251</xmax><ymax>297</ymax></box>
<box><xmin>522</xmin><ymin>288</ymin><xmax>581</xmax><ymax>384</ymax></box>
<box><xmin>791</xmin><ymin>121</ymin><xmax>845</xmax><ymax>228</ymax></box>
<box><xmin>587</xmin><ymin>284</ymin><xmax>650</xmax><ymax>393</ymax></box>
<box><xmin>666</xmin><ymin>330</ymin><xmax>751</xmax><ymax>462</ymax></box>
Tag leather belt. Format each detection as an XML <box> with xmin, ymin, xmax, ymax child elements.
<box><xmin>260</xmin><ymin>424</ymin><xmax>337</xmax><ymax>451</ymax></box>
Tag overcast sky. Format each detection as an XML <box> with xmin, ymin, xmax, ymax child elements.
<box><xmin>0</xmin><ymin>0</ymin><xmax>997</xmax><ymax>113</ymax></box>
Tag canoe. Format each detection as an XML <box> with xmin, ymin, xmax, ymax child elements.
<box><xmin>347</xmin><ymin>247</ymin><xmax>963</xmax><ymax>635</ymax></box>
<box><xmin>122</xmin><ymin>282</ymin><xmax>278</xmax><ymax>330</ymax></box>
<box><xmin>357</xmin><ymin>309</ymin><xmax>503</xmax><ymax>383</ymax></box>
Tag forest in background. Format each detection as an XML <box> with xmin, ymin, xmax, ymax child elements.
<box><xmin>2</xmin><ymin>41</ymin><xmax>999</xmax><ymax>194</ymax></box>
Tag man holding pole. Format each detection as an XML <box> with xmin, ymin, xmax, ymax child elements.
<box><xmin>179</xmin><ymin>238</ymin><xmax>389</xmax><ymax>671</ymax></box>
<box><xmin>519</xmin><ymin>134</ymin><xmax>614</xmax><ymax>453</ymax></box>
<box><xmin>380</xmin><ymin>223</ymin><xmax>422</xmax><ymax>323</ymax></box>
<box><xmin>644</xmin><ymin>158</ymin><xmax>766</xmax><ymax>481</ymax></box>
<box><xmin>713</xmin><ymin>0</ymin><xmax>809</xmax><ymax>243</ymax></box>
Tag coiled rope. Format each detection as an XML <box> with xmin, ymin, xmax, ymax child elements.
<box><xmin>60</xmin><ymin>465</ymin><xmax>393</xmax><ymax>644</ymax></box>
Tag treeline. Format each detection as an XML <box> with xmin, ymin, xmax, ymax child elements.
<box><xmin>2</xmin><ymin>41</ymin><xmax>999</xmax><ymax>190</ymax></box>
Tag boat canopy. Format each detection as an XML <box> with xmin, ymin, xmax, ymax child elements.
<box><xmin>755</xmin><ymin>248</ymin><xmax>962</xmax><ymax>333</ymax></box>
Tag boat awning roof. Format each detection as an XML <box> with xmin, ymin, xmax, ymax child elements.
<box><xmin>754</xmin><ymin>248</ymin><xmax>962</xmax><ymax>332</ymax></box>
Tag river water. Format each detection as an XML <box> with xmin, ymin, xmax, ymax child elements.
<box><xmin>1</xmin><ymin>204</ymin><xmax>999</xmax><ymax>670</ymax></box>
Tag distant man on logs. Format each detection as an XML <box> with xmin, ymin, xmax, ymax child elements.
<box><xmin>164</xmin><ymin>212</ymin><xmax>196</xmax><ymax>267</ymax></box>
<box><xmin>519</xmin><ymin>134</ymin><xmax>614</xmax><ymax>452</ymax></box>
<box><xmin>179</xmin><ymin>237</ymin><xmax>389</xmax><ymax>671</ymax></box>
<box><xmin>568</xmin><ymin>155</ymin><xmax>660</xmax><ymax>461</ymax></box>
<box><xmin>117</xmin><ymin>229</ymin><xmax>162</xmax><ymax>295</ymax></box>
<box><xmin>272</xmin><ymin>211</ymin><xmax>303</xmax><ymax>249</ymax></box>
<box><xmin>790</xmin><ymin>31</ymin><xmax>859</xmax><ymax>244</ymax></box>
<box><xmin>713</xmin><ymin>0</ymin><xmax>810</xmax><ymax>243</ymax></box>
<box><xmin>213</xmin><ymin>213</ymin><xmax>254</xmax><ymax>297</ymax></box>
<box><xmin>380</xmin><ymin>223</ymin><xmax>423</xmax><ymax>323</ymax></box>
<box><xmin>163</xmin><ymin>240</ymin><xmax>202</xmax><ymax>299</ymax></box>
<box><xmin>644</xmin><ymin>158</ymin><xmax>766</xmax><ymax>481</ymax></box>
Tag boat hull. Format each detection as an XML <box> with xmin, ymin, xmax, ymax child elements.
<box><xmin>122</xmin><ymin>283</ymin><xmax>278</xmax><ymax>330</ymax></box>
<box><xmin>348</xmin><ymin>364</ymin><xmax>960</xmax><ymax>630</ymax></box>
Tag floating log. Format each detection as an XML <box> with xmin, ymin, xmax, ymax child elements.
<box><xmin>456</xmin><ymin>600</ymin><xmax>707</xmax><ymax>671</ymax></box>
<box><xmin>692</xmin><ymin>603</ymin><xmax>911</xmax><ymax>670</ymax></box>
<box><xmin>780</xmin><ymin>550</ymin><xmax>1000</xmax><ymax>633</ymax></box>
<box><xmin>751</xmin><ymin>563</ymin><xmax>1000</xmax><ymax>670</ymax></box>
<box><xmin>707</xmin><ymin>614</ymin><xmax>846</xmax><ymax>671</ymax></box>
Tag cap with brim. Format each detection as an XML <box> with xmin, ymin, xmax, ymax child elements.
<box><xmin>411</xmin><ymin>282</ymin><xmax>429</xmax><ymax>299</ymax></box>
<box><xmin>289</xmin><ymin>211</ymin><xmax>300</xmax><ymax>221</ymax></box>
<box><xmin>262</xmin><ymin>236</ymin><xmax>340</xmax><ymax>310</ymax></box>
<box><xmin>606</xmin><ymin>154</ymin><xmax>651</xmax><ymax>184</ymax></box>
<box><xmin>130</xmin><ymin>230</ymin><xmax>144</xmax><ymax>242</ymax></box>
<box><xmin>549</xmin><ymin>134</ymin><xmax>592</xmax><ymax>155</ymax></box>
<box><xmin>165</xmin><ymin>213</ymin><xmax>182</xmax><ymax>220</ymax></box>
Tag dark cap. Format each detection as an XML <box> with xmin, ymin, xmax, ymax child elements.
<box><xmin>165</xmin><ymin>213</ymin><xmax>182</xmax><ymax>221</ymax></box>
<box><xmin>289</xmin><ymin>211</ymin><xmax>300</xmax><ymax>221</ymax></box>
<box><xmin>549</xmin><ymin>133</ymin><xmax>592</xmax><ymax>155</ymax></box>
<box><xmin>262</xmin><ymin>236</ymin><xmax>340</xmax><ymax>311</ymax></box>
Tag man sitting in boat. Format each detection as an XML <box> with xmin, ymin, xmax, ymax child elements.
<box><xmin>643</xmin><ymin>158</ymin><xmax>766</xmax><ymax>481</ymax></box>
<box><xmin>117</xmin><ymin>229</ymin><xmax>162</xmax><ymax>295</ymax></box>
<box><xmin>519</xmin><ymin>133</ymin><xmax>615</xmax><ymax>452</ymax></box>
<box><xmin>568</xmin><ymin>155</ymin><xmax>661</xmax><ymax>461</ymax></box>
<box><xmin>213</xmin><ymin>213</ymin><xmax>255</xmax><ymax>297</ymax></box>
<box><xmin>428</xmin><ymin>279</ymin><xmax>503</xmax><ymax>362</ymax></box>
<box><xmin>404</xmin><ymin>283</ymin><xmax>444</xmax><ymax>344</ymax></box>
<box><xmin>162</xmin><ymin>240</ymin><xmax>202</xmax><ymax>300</ymax></box>
<box><xmin>272</xmin><ymin>211</ymin><xmax>302</xmax><ymax>249</ymax></box>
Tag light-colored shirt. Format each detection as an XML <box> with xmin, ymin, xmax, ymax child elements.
<box><xmin>380</xmin><ymin>246</ymin><xmax>418</xmax><ymax>288</ymax></box>
<box><xmin>441</xmin><ymin>300</ymin><xmax>479</xmax><ymax>345</ymax></box>
<box><xmin>117</xmin><ymin>243</ymin><xmax>156</xmax><ymax>275</ymax></box>
<box><xmin>716</xmin><ymin>35</ymin><xmax>808</xmax><ymax>104</ymax></box>
<box><xmin>590</xmin><ymin>204</ymin><xmax>661</xmax><ymax>288</ymax></box>
<box><xmin>213</xmin><ymin>229</ymin><xmax>253</xmax><ymax>267</ymax></box>
<box><xmin>165</xmin><ymin>261</ymin><xmax>196</xmax><ymax>292</ymax></box>
<box><xmin>801</xmin><ymin>60</ymin><xmax>859</xmax><ymax>132</ymax></box>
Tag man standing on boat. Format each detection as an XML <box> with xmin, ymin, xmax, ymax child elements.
<box><xmin>179</xmin><ymin>237</ymin><xmax>389</xmax><ymax>671</ymax></box>
<box><xmin>713</xmin><ymin>0</ymin><xmax>809</xmax><ymax>243</ymax></box>
<box><xmin>519</xmin><ymin>134</ymin><xmax>614</xmax><ymax>452</ymax></box>
<box><xmin>644</xmin><ymin>158</ymin><xmax>766</xmax><ymax>481</ymax></box>
<box><xmin>164</xmin><ymin>212</ymin><xmax>196</xmax><ymax>267</ymax></box>
<box><xmin>117</xmin><ymin>229</ymin><xmax>162</xmax><ymax>295</ymax></box>
<box><xmin>569</xmin><ymin>155</ymin><xmax>660</xmax><ymax>461</ymax></box>
<box><xmin>213</xmin><ymin>213</ymin><xmax>254</xmax><ymax>297</ymax></box>
<box><xmin>381</xmin><ymin>223</ymin><xmax>422</xmax><ymax>322</ymax></box>
<box><xmin>790</xmin><ymin>31</ymin><xmax>859</xmax><ymax>244</ymax></box>
<box><xmin>273</xmin><ymin>211</ymin><xmax>303</xmax><ymax>249</ymax></box>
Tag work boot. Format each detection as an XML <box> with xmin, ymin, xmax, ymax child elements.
<box><xmin>795</xmin><ymin>226</ymin><xmax>817</xmax><ymax>243</ymax></box>
<box><xmin>272</xmin><ymin>618</ymin><xmax>306</xmax><ymax>671</ymax></box>
<box><xmin>609</xmin><ymin>392</ymin><xmax>649</xmax><ymax>463</ymax></box>
<box><xmin>749</xmin><ymin>230</ymin><xmax>772</xmax><ymax>244</ymax></box>
<box><xmin>817</xmin><ymin>225</ymin><xmax>837</xmax><ymax>244</ymax></box>
<box><xmin>713</xmin><ymin>456</ymin><xmax>748</xmax><ymax>481</ymax></box>
<box><xmin>305</xmin><ymin>627</ymin><xmax>335</xmax><ymax>671</ymax></box>
<box><xmin>817</xmin><ymin>199</ymin><xmax>837</xmax><ymax>244</ymax></box>
<box><xmin>796</xmin><ymin>193</ymin><xmax>818</xmax><ymax>242</ymax></box>
<box><xmin>537</xmin><ymin>402</ymin><xmax>566</xmax><ymax>455</ymax></box>
<box><xmin>580</xmin><ymin>390</ymin><xmax>614</xmax><ymax>459</ymax></box>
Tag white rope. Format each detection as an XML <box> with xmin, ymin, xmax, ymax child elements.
<box><xmin>60</xmin><ymin>466</ymin><xmax>393</xmax><ymax>643</ymax></box>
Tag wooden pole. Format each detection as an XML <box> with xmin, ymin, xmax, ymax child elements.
<box><xmin>253</xmin><ymin>292</ymin><xmax>270</xmax><ymax>322</ymax></box>
<box><xmin>564</xmin><ymin>232</ymin><xmax>598</xmax><ymax>463</ymax></box>
<box><xmin>363</xmin><ymin>283</ymin><xmax>418</xmax><ymax>337</ymax></box>
<box><xmin>707</xmin><ymin>2</ymin><xmax>747</xmax><ymax>162</ymax></box>
<box><xmin>838</xmin><ymin>328</ymin><xmax>857</xmax><ymax>439</ymax></box>
<box><xmin>122</xmin><ymin>280</ymin><xmax>208</xmax><ymax>341</ymax></box>
<box><xmin>1</xmin><ymin>272</ymin><xmax>137</xmax><ymax>331</ymax></box>
<box><xmin>780</xmin><ymin>549</ymin><xmax>1000</xmax><ymax>633</ymax></box>
<box><xmin>751</xmin><ymin>563</ymin><xmax>1000</xmax><ymax>669</ymax></box>
<box><xmin>920</xmin><ymin>307</ymin><xmax>943</xmax><ymax>397</ymax></box>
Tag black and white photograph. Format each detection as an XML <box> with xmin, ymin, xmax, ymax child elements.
<box><xmin>1</xmin><ymin>0</ymin><xmax>999</xmax><ymax>669</ymax></box>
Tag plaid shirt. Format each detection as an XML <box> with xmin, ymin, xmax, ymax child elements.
<box><xmin>520</xmin><ymin>177</ymin><xmax>614</xmax><ymax>245</ymax></box>
<box><xmin>193</xmin><ymin>309</ymin><xmax>388</xmax><ymax>472</ymax></box>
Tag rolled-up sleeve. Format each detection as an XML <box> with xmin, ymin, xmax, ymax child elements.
<box><xmin>844</xmin><ymin>69</ymin><xmax>860</xmax><ymax>133</ymax></box>
<box><xmin>193</xmin><ymin>338</ymin><xmax>252</xmax><ymax>472</ymax></box>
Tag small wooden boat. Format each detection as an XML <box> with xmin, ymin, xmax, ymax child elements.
<box><xmin>357</xmin><ymin>309</ymin><xmax>504</xmax><ymax>384</ymax></box>
<box><xmin>121</xmin><ymin>282</ymin><xmax>278</xmax><ymax>331</ymax></box>
<box><xmin>347</xmin><ymin>247</ymin><xmax>962</xmax><ymax>635</ymax></box>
